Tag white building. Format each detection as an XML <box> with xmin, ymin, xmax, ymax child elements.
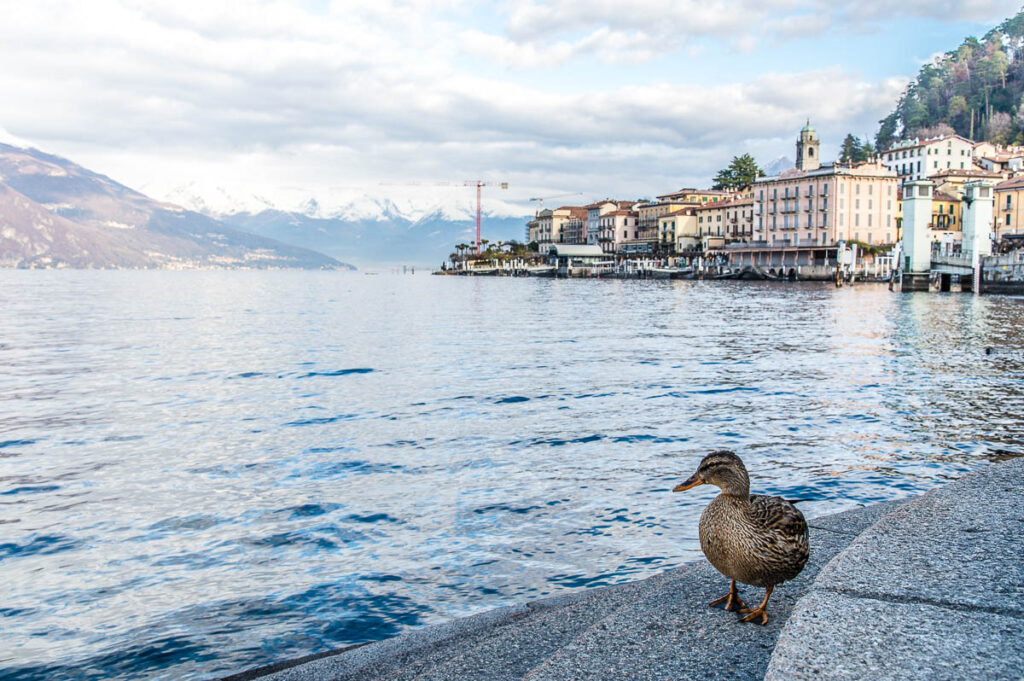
<box><xmin>881</xmin><ymin>134</ymin><xmax>975</xmax><ymax>183</ymax></box>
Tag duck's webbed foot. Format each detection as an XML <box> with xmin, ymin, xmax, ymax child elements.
<box><xmin>708</xmin><ymin>579</ymin><xmax>747</xmax><ymax>612</ymax></box>
<box><xmin>738</xmin><ymin>585</ymin><xmax>773</xmax><ymax>625</ymax></box>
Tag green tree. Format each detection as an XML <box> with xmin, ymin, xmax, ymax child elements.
<box><xmin>839</xmin><ymin>134</ymin><xmax>862</xmax><ymax>163</ymax></box>
<box><xmin>876</xmin><ymin>112</ymin><xmax>899</xmax><ymax>152</ymax></box>
<box><xmin>712</xmin><ymin>153</ymin><xmax>765</xmax><ymax>190</ymax></box>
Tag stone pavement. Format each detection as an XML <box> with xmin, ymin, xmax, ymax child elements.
<box><xmin>764</xmin><ymin>457</ymin><xmax>1024</xmax><ymax>681</ymax></box>
<box><xmin>223</xmin><ymin>459</ymin><xmax>1023</xmax><ymax>681</ymax></box>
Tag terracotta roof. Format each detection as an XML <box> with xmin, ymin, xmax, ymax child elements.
<box><xmin>663</xmin><ymin>207</ymin><xmax>696</xmax><ymax>217</ymax></box>
<box><xmin>933</xmin><ymin>190</ymin><xmax>960</xmax><ymax>203</ymax></box>
<box><xmin>996</xmin><ymin>176</ymin><xmax>1024</xmax><ymax>191</ymax></box>
<box><xmin>604</xmin><ymin>210</ymin><xmax>638</xmax><ymax>217</ymax></box>
<box><xmin>931</xmin><ymin>168</ymin><xmax>1002</xmax><ymax>179</ymax></box>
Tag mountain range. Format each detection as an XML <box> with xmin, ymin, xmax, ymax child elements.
<box><xmin>1</xmin><ymin>136</ymin><xmax>796</xmax><ymax>270</ymax></box>
<box><xmin>0</xmin><ymin>143</ymin><xmax>350</xmax><ymax>270</ymax></box>
<box><xmin>150</xmin><ymin>181</ymin><xmax>532</xmax><ymax>266</ymax></box>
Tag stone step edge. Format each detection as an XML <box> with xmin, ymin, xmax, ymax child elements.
<box><xmin>223</xmin><ymin>578</ymin><xmax>644</xmax><ymax>680</ymax></box>
<box><xmin>221</xmin><ymin>498</ymin><xmax>916</xmax><ymax>681</ymax></box>
<box><xmin>515</xmin><ymin>500</ymin><xmax>913</xmax><ymax>681</ymax></box>
<box><xmin>762</xmin><ymin>469</ymin><xmax>999</xmax><ymax>679</ymax></box>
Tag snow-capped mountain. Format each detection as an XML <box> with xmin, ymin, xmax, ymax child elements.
<box><xmin>762</xmin><ymin>156</ymin><xmax>794</xmax><ymax>177</ymax></box>
<box><xmin>149</xmin><ymin>181</ymin><xmax>531</xmax><ymax>224</ymax></box>
<box><xmin>144</xmin><ymin>181</ymin><xmax>534</xmax><ymax>266</ymax></box>
<box><xmin>0</xmin><ymin>141</ymin><xmax>348</xmax><ymax>270</ymax></box>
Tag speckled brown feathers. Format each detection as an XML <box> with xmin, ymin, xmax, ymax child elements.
<box><xmin>699</xmin><ymin>492</ymin><xmax>809</xmax><ymax>588</ymax></box>
<box><xmin>674</xmin><ymin>450</ymin><xmax>809</xmax><ymax>624</ymax></box>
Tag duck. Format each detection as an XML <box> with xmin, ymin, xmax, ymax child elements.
<box><xmin>673</xmin><ymin>450</ymin><xmax>809</xmax><ymax>625</ymax></box>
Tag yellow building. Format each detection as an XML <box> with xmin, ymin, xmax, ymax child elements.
<box><xmin>635</xmin><ymin>200</ymin><xmax>698</xmax><ymax>248</ymax></box>
<box><xmin>994</xmin><ymin>176</ymin><xmax>1024</xmax><ymax>238</ymax></box>
<box><xmin>658</xmin><ymin>207</ymin><xmax>698</xmax><ymax>252</ymax></box>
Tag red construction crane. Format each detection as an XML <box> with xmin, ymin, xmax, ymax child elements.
<box><xmin>380</xmin><ymin>180</ymin><xmax>509</xmax><ymax>255</ymax></box>
<box><xmin>466</xmin><ymin>181</ymin><xmax>509</xmax><ymax>254</ymax></box>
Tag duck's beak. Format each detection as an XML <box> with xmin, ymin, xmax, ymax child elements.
<box><xmin>673</xmin><ymin>474</ymin><xmax>704</xmax><ymax>492</ymax></box>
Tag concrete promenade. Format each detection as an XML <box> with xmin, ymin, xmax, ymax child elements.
<box><xmin>225</xmin><ymin>458</ymin><xmax>1023</xmax><ymax>681</ymax></box>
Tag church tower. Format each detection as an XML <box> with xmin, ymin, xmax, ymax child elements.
<box><xmin>796</xmin><ymin>120</ymin><xmax>820</xmax><ymax>171</ymax></box>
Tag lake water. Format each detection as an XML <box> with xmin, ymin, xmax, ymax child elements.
<box><xmin>2</xmin><ymin>271</ymin><xmax>1023</xmax><ymax>680</ymax></box>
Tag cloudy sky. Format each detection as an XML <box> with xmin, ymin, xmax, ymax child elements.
<box><xmin>1</xmin><ymin>0</ymin><xmax>1020</xmax><ymax>215</ymax></box>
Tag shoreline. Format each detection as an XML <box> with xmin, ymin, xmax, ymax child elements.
<box><xmin>219</xmin><ymin>457</ymin><xmax>1024</xmax><ymax>681</ymax></box>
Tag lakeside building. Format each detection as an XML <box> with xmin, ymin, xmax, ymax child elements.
<box><xmin>659</xmin><ymin>207</ymin><xmax>698</xmax><ymax>253</ymax></box>
<box><xmin>994</xmin><ymin>176</ymin><xmax>1024</xmax><ymax>238</ymax></box>
<box><xmin>532</xmin><ymin>206</ymin><xmax>587</xmax><ymax>253</ymax></box>
<box><xmin>726</xmin><ymin>124</ymin><xmax>899</xmax><ymax>270</ymax></box>
<box><xmin>622</xmin><ymin>198</ymin><xmax>700</xmax><ymax>254</ymax></box>
<box><xmin>585</xmin><ymin>201</ymin><xmax>630</xmax><ymax>245</ymax></box>
<box><xmin>695</xmin><ymin>195</ymin><xmax>755</xmax><ymax>248</ymax></box>
<box><xmin>930</xmin><ymin>167</ymin><xmax>1005</xmax><ymax>198</ymax></box>
<box><xmin>598</xmin><ymin>208</ymin><xmax>640</xmax><ymax>254</ymax></box>
<box><xmin>882</xmin><ymin>134</ymin><xmax>975</xmax><ymax>182</ymax></box>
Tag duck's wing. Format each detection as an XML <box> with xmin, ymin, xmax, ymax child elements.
<box><xmin>748</xmin><ymin>494</ymin><xmax>808</xmax><ymax>539</ymax></box>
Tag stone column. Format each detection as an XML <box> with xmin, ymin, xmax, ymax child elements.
<box><xmin>962</xmin><ymin>181</ymin><xmax>995</xmax><ymax>294</ymax></box>
<box><xmin>900</xmin><ymin>180</ymin><xmax>933</xmax><ymax>291</ymax></box>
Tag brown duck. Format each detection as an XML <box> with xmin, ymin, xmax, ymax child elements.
<box><xmin>673</xmin><ymin>450</ymin><xmax>809</xmax><ymax>625</ymax></box>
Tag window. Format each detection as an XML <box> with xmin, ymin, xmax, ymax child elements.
<box><xmin>868</xmin><ymin>214</ymin><xmax>872</xmax><ymax>227</ymax></box>
<box><xmin>855</xmin><ymin>199</ymin><xmax>860</xmax><ymax>209</ymax></box>
<box><xmin>934</xmin><ymin>161</ymin><xmax>938</xmax><ymax>169</ymax></box>
<box><xmin>1007</xmin><ymin>214</ymin><xmax>1012</xmax><ymax>226</ymax></box>
<box><xmin>855</xmin><ymin>214</ymin><xmax>860</xmax><ymax>227</ymax></box>
<box><xmin>823</xmin><ymin>197</ymin><xmax>828</xmax><ymax>210</ymax></box>
<box><xmin>856</xmin><ymin>184</ymin><xmax>861</xmax><ymax>195</ymax></box>
<box><xmin>854</xmin><ymin>232</ymin><xmax>859</xmax><ymax>241</ymax></box>
<box><xmin>867</xmin><ymin>233</ymin><xmax>872</xmax><ymax>244</ymax></box>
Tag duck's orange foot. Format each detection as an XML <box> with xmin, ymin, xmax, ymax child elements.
<box><xmin>738</xmin><ymin>605</ymin><xmax>769</xmax><ymax>625</ymax></box>
<box><xmin>708</xmin><ymin>580</ymin><xmax>747</xmax><ymax>612</ymax></box>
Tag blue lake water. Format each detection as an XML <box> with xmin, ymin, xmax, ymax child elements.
<box><xmin>1</xmin><ymin>271</ymin><xmax>1023</xmax><ymax>680</ymax></box>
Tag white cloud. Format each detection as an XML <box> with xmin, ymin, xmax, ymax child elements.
<box><xmin>0</xmin><ymin>0</ymin><xmax>937</xmax><ymax>215</ymax></box>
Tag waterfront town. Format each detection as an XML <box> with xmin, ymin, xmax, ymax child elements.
<box><xmin>444</xmin><ymin>123</ymin><xmax>1024</xmax><ymax>286</ymax></box>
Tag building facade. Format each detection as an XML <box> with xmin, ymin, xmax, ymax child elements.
<box><xmin>882</xmin><ymin>134</ymin><xmax>975</xmax><ymax>183</ymax></box>
<box><xmin>754</xmin><ymin>160</ymin><xmax>900</xmax><ymax>248</ymax></box>
<box><xmin>598</xmin><ymin>209</ymin><xmax>640</xmax><ymax>254</ymax></box>
<box><xmin>994</xmin><ymin>176</ymin><xmax>1024</xmax><ymax>239</ymax></box>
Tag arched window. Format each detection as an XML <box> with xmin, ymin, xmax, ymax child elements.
<box><xmin>809</xmin><ymin>147</ymin><xmax>814</xmax><ymax>157</ymax></box>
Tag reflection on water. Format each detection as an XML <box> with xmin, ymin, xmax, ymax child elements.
<box><xmin>1</xmin><ymin>272</ymin><xmax>1022</xmax><ymax>680</ymax></box>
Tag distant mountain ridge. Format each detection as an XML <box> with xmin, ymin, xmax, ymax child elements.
<box><xmin>0</xmin><ymin>143</ymin><xmax>351</xmax><ymax>270</ymax></box>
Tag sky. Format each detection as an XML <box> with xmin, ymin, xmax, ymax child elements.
<box><xmin>1</xmin><ymin>0</ymin><xmax>1021</xmax><ymax>216</ymax></box>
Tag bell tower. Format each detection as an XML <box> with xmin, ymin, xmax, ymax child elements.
<box><xmin>796</xmin><ymin>120</ymin><xmax>820</xmax><ymax>171</ymax></box>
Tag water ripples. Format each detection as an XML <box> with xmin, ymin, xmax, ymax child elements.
<box><xmin>1</xmin><ymin>272</ymin><xmax>1023</xmax><ymax>680</ymax></box>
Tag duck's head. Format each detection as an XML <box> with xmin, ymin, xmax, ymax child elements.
<box><xmin>673</xmin><ymin>450</ymin><xmax>750</xmax><ymax>497</ymax></box>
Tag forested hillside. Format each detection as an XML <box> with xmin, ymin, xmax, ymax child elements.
<box><xmin>876</xmin><ymin>10</ymin><xmax>1024</xmax><ymax>149</ymax></box>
